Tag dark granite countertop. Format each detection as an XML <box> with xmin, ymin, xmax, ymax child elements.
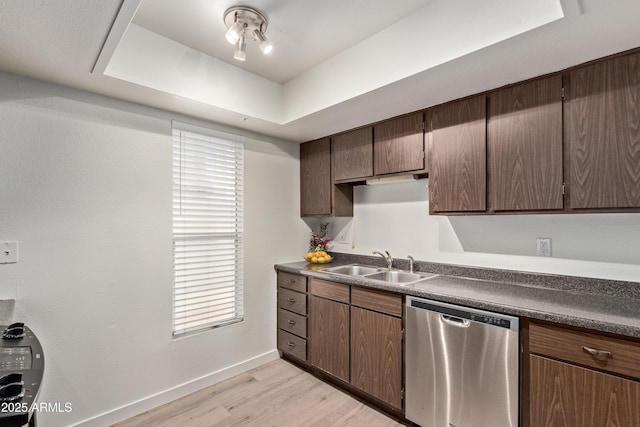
<box><xmin>275</xmin><ymin>255</ymin><xmax>640</xmax><ymax>339</ymax></box>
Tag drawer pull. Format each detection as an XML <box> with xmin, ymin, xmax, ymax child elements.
<box><xmin>582</xmin><ymin>345</ymin><xmax>612</xmax><ymax>360</ymax></box>
<box><xmin>287</xmin><ymin>298</ymin><xmax>296</xmax><ymax>304</ymax></box>
<box><xmin>287</xmin><ymin>341</ymin><xmax>296</xmax><ymax>348</ymax></box>
<box><xmin>287</xmin><ymin>319</ymin><xmax>296</xmax><ymax>325</ymax></box>
<box><xmin>288</xmin><ymin>279</ymin><xmax>296</xmax><ymax>284</ymax></box>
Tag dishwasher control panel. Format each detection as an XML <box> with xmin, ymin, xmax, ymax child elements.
<box><xmin>469</xmin><ymin>313</ymin><xmax>512</xmax><ymax>328</ymax></box>
<box><xmin>409</xmin><ymin>298</ymin><xmax>516</xmax><ymax>330</ymax></box>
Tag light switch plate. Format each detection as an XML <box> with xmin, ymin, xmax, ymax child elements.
<box><xmin>0</xmin><ymin>242</ymin><xmax>18</xmax><ymax>264</ymax></box>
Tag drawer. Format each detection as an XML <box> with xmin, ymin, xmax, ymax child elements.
<box><xmin>278</xmin><ymin>329</ymin><xmax>307</xmax><ymax>361</ymax></box>
<box><xmin>351</xmin><ymin>286</ymin><xmax>402</xmax><ymax>317</ymax></box>
<box><xmin>277</xmin><ymin>272</ymin><xmax>307</xmax><ymax>293</ymax></box>
<box><xmin>529</xmin><ymin>322</ymin><xmax>640</xmax><ymax>380</ymax></box>
<box><xmin>277</xmin><ymin>288</ymin><xmax>307</xmax><ymax>316</ymax></box>
<box><xmin>278</xmin><ymin>308</ymin><xmax>307</xmax><ymax>338</ymax></box>
<box><xmin>310</xmin><ymin>278</ymin><xmax>350</xmax><ymax>303</ymax></box>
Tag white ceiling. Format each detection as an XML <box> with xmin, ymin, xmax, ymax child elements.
<box><xmin>2</xmin><ymin>1</ymin><xmax>640</xmax><ymax>142</ymax></box>
<box><xmin>132</xmin><ymin>0</ymin><xmax>435</xmax><ymax>84</ymax></box>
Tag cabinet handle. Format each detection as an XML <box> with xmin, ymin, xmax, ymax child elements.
<box><xmin>288</xmin><ymin>279</ymin><xmax>296</xmax><ymax>284</ymax></box>
<box><xmin>287</xmin><ymin>341</ymin><xmax>296</xmax><ymax>347</ymax></box>
<box><xmin>287</xmin><ymin>298</ymin><xmax>296</xmax><ymax>304</ymax></box>
<box><xmin>582</xmin><ymin>345</ymin><xmax>612</xmax><ymax>360</ymax></box>
<box><xmin>287</xmin><ymin>319</ymin><xmax>296</xmax><ymax>325</ymax></box>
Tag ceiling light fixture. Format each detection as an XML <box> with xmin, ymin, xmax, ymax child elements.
<box><xmin>223</xmin><ymin>6</ymin><xmax>272</xmax><ymax>61</ymax></box>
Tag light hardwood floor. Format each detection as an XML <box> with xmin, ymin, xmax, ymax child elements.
<box><xmin>112</xmin><ymin>358</ymin><xmax>404</xmax><ymax>427</ymax></box>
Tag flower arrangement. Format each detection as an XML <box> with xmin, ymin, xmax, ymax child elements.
<box><xmin>305</xmin><ymin>222</ymin><xmax>332</xmax><ymax>264</ymax></box>
<box><xmin>309</xmin><ymin>222</ymin><xmax>330</xmax><ymax>252</ymax></box>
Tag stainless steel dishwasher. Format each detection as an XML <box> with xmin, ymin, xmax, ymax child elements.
<box><xmin>405</xmin><ymin>296</ymin><xmax>519</xmax><ymax>427</ymax></box>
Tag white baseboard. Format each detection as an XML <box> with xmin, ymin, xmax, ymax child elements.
<box><xmin>72</xmin><ymin>349</ymin><xmax>280</xmax><ymax>427</ymax></box>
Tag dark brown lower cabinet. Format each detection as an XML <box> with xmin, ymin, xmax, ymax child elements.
<box><xmin>528</xmin><ymin>321</ymin><xmax>640</xmax><ymax>427</ymax></box>
<box><xmin>276</xmin><ymin>272</ymin><xmax>308</xmax><ymax>362</ymax></box>
<box><xmin>530</xmin><ymin>355</ymin><xmax>640</xmax><ymax>427</ymax></box>
<box><xmin>305</xmin><ymin>279</ymin><xmax>404</xmax><ymax>413</ymax></box>
<box><xmin>309</xmin><ymin>294</ymin><xmax>350</xmax><ymax>382</ymax></box>
<box><xmin>351</xmin><ymin>306</ymin><xmax>402</xmax><ymax>409</ymax></box>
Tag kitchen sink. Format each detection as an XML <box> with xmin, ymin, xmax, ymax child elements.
<box><xmin>364</xmin><ymin>270</ymin><xmax>438</xmax><ymax>284</ymax></box>
<box><xmin>325</xmin><ymin>264</ymin><xmax>381</xmax><ymax>276</ymax></box>
<box><xmin>325</xmin><ymin>264</ymin><xmax>438</xmax><ymax>285</ymax></box>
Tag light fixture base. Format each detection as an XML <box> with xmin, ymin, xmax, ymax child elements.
<box><xmin>223</xmin><ymin>6</ymin><xmax>268</xmax><ymax>34</ymax></box>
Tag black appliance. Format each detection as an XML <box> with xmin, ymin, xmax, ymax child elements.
<box><xmin>0</xmin><ymin>323</ymin><xmax>44</xmax><ymax>427</ymax></box>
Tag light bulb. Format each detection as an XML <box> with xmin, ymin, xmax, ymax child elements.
<box><xmin>234</xmin><ymin>36</ymin><xmax>246</xmax><ymax>61</ymax></box>
<box><xmin>225</xmin><ymin>20</ymin><xmax>244</xmax><ymax>45</ymax></box>
<box><xmin>253</xmin><ymin>29</ymin><xmax>272</xmax><ymax>54</ymax></box>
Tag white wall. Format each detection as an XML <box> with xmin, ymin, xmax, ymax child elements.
<box><xmin>328</xmin><ymin>179</ymin><xmax>640</xmax><ymax>282</ymax></box>
<box><xmin>0</xmin><ymin>71</ymin><xmax>308</xmax><ymax>426</ymax></box>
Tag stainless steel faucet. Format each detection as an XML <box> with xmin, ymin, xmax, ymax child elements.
<box><xmin>407</xmin><ymin>255</ymin><xmax>415</xmax><ymax>273</ymax></box>
<box><xmin>373</xmin><ymin>251</ymin><xmax>393</xmax><ymax>270</ymax></box>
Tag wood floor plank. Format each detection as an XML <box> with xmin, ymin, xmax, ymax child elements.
<box><xmin>248</xmin><ymin>357</ymin><xmax>301</xmax><ymax>382</ymax></box>
<box><xmin>334</xmin><ymin>404</ymin><xmax>402</xmax><ymax>427</ymax></box>
<box><xmin>209</xmin><ymin>375</ymin><xmax>322</xmax><ymax>427</ymax></box>
<box><xmin>113</xmin><ymin>359</ymin><xmax>404</xmax><ymax>427</ymax></box>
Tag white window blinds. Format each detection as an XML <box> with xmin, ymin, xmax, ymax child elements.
<box><xmin>172</xmin><ymin>122</ymin><xmax>244</xmax><ymax>336</ymax></box>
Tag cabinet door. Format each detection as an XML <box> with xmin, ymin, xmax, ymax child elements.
<box><xmin>309</xmin><ymin>295</ymin><xmax>350</xmax><ymax>382</ymax></box>
<box><xmin>333</xmin><ymin>127</ymin><xmax>373</xmax><ymax>181</ymax></box>
<box><xmin>429</xmin><ymin>95</ymin><xmax>487</xmax><ymax>213</ymax></box>
<box><xmin>300</xmin><ymin>138</ymin><xmax>332</xmax><ymax>216</ymax></box>
<box><xmin>566</xmin><ymin>51</ymin><xmax>640</xmax><ymax>209</ymax></box>
<box><xmin>488</xmin><ymin>75</ymin><xmax>563</xmax><ymax>211</ymax></box>
<box><xmin>530</xmin><ymin>355</ymin><xmax>640</xmax><ymax>427</ymax></box>
<box><xmin>374</xmin><ymin>113</ymin><xmax>425</xmax><ymax>175</ymax></box>
<box><xmin>300</xmin><ymin>138</ymin><xmax>353</xmax><ymax>217</ymax></box>
<box><xmin>351</xmin><ymin>306</ymin><xmax>402</xmax><ymax>409</ymax></box>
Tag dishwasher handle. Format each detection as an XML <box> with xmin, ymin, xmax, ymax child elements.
<box><xmin>441</xmin><ymin>314</ymin><xmax>470</xmax><ymax>327</ymax></box>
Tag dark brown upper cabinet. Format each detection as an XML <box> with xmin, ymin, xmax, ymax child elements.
<box><xmin>332</xmin><ymin>127</ymin><xmax>373</xmax><ymax>182</ymax></box>
<box><xmin>429</xmin><ymin>95</ymin><xmax>487</xmax><ymax>213</ymax></box>
<box><xmin>488</xmin><ymin>75</ymin><xmax>564</xmax><ymax>211</ymax></box>
<box><xmin>300</xmin><ymin>47</ymin><xmax>640</xmax><ymax>217</ymax></box>
<box><xmin>300</xmin><ymin>138</ymin><xmax>352</xmax><ymax>217</ymax></box>
<box><xmin>374</xmin><ymin>112</ymin><xmax>425</xmax><ymax>176</ymax></box>
<box><xmin>566</xmin><ymin>51</ymin><xmax>640</xmax><ymax>209</ymax></box>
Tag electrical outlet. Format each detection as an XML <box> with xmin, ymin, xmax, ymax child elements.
<box><xmin>0</xmin><ymin>242</ymin><xmax>18</xmax><ymax>264</ymax></box>
<box><xmin>536</xmin><ymin>238</ymin><xmax>551</xmax><ymax>257</ymax></box>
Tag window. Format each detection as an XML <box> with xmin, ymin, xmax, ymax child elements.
<box><xmin>172</xmin><ymin>121</ymin><xmax>244</xmax><ymax>336</ymax></box>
